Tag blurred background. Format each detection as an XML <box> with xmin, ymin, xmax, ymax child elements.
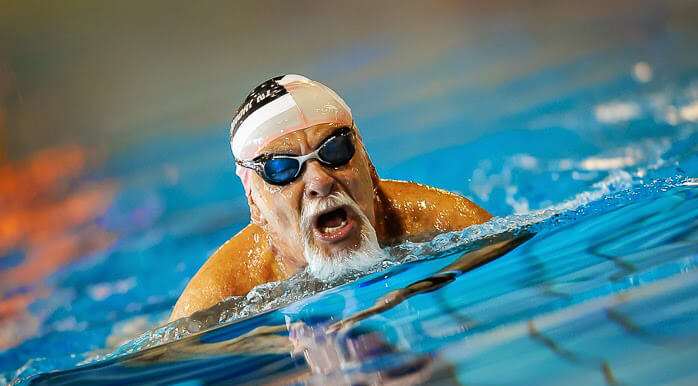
<box><xmin>2</xmin><ymin>0</ymin><xmax>698</xmax><ymax>381</ymax></box>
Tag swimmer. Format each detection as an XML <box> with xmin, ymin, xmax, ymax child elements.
<box><xmin>169</xmin><ymin>75</ymin><xmax>492</xmax><ymax>321</ymax></box>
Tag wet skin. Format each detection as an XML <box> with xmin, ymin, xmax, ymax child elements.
<box><xmin>169</xmin><ymin>124</ymin><xmax>492</xmax><ymax>321</ymax></box>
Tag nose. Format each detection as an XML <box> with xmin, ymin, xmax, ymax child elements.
<box><xmin>303</xmin><ymin>161</ymin><xmax>335</xmax><ymax>199</ymax></box>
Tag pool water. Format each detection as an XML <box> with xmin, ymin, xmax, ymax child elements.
<box><xmin>26</xmin><ymin>182</ymin><xmax>698</xmax><ymax>385</ymax></box>
<box><xmin>2</xmin><ymin>2</ymin><xmax>698</xmax><ymax>385</ymax></box>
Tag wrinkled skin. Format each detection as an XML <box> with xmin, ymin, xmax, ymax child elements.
<box><xmin>170</xmin><ymin>123</ymin><xmax>492</xmax><ymax>321</ymax></box>
<box><xmin>246</xmin><ymin>123</ymin><xmax>378</xmax><ymax>275</ymax></box>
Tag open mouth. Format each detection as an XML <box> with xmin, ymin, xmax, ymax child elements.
<box><xmin>313</xmin><ymin>206</ymin><xmax>354</xmax><ymax>242</ymax></box>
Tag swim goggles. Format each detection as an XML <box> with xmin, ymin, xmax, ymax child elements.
<box><xmin>235</xmin><ymin>126</ymin><xmax>355</xmax><ymax>186</ymax></box>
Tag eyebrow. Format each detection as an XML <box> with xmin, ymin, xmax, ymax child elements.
<box><xmin>312</xmin><ymin>126</ymin><xmax>349</xmax><ymax>148</ymax></box>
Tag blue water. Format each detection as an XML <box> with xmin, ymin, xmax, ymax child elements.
<box><xmin>20</xmin><ymin>182</ymin><xmax>698</xmax><ymax>385</ymax></box>
<box><xmin>2</xmin><ymin>2</ymin><xmax>698</xmax><ymax>385</ymax></box>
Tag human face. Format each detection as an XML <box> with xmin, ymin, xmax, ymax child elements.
<box><xmin>247</xmin><ymin>123</ymin><xmax>379</xmax><ymax>275</ymax></box>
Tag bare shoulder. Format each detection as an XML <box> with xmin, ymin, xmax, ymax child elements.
<box><xmin>169</xmin><ymin>224</ymin><xmax>282</xmax><ymax>321</ymax></box>
<box><xmin>376</xmin><ymin>179</ymin><xmax>492</xmax><ymax>242</ymax></box>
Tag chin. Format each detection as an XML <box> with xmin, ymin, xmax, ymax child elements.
<box><xmin>304</xmin><ymin>233</ymin><xmax>385</xmax><ymax>280</ymax></box>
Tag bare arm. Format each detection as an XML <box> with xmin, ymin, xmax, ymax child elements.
<box><xmin>169</xmin><ymin>225</ymin><xmax>282</xmax><ymax>321</ymax></box>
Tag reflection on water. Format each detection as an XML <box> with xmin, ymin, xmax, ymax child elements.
<box><xmin>35</xmin><ymin>320</ymin><xmax>442</xmax><ymax>385</ymax></box>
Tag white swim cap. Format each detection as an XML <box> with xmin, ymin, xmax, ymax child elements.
<box><xmin>230</xmin><ymin>74</ymin><xmax>353</xmax><ymax>161</ymax></box>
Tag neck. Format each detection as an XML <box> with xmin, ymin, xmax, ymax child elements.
<box><xmin>373</xmin><ymin>185</ymin><xmax>394</xmax><ymax>247</ymax></box>
<box><xmin>274</xmin><ymin>247</ymin><xmax>306</xmax><ymax>279</ymax></box>
<box><xmin>260</xmin><ymin>230</ymin><xmax>306</xmax><ymax>279</ymax></box>
<box><xmin>371</xmin><ymin>181</ymin><xmax>414</xmax><ymax>247</ymax></box>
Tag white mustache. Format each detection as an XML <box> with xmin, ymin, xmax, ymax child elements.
<box><xmin>301</xmin><ymin>191</ymin><xmax>359</xmax><ymax>231</ymax></box>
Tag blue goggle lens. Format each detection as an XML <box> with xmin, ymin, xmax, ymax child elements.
<box><xmin>263</xmin><ymin>158</ymin><xmax>300</xmax><ymax>185</ymax></box>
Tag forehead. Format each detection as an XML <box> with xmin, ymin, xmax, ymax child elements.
<box><xmin>259</xmin><ymin>123</ymin><xmax>346</xmax><ymax>154</ymax></box>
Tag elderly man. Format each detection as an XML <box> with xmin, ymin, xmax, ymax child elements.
<box><xmin>170</xmin><ymin>75</ymin><xmax>491</xmax><ymax>321</ymax></box>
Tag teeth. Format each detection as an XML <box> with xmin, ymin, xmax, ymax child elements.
<box><xmin>321</xmin><ymin>219</ymin><xmax>348</xmax><ymax>234</ymax></box>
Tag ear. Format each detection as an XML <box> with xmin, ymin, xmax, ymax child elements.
<box><xmin>247</xmin><ymin>193</ymin><xmax>267</xmax><ymax>227</ymax></box>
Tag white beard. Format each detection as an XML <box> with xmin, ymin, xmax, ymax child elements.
<box><xmin>300</xmin><ymin>192</ymin><xmax>386</xmax><ymax>280</ymax></box>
